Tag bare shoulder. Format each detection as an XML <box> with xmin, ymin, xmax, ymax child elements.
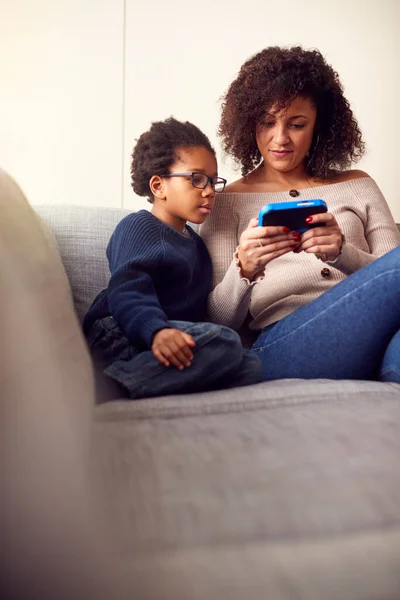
<box><xmin>224</xmin><ymin>177</ymin><xmax>247</xmax><ymax>192</ymax></box>
<box><xmin>332</xmin><ymin>169</ymin><xmax>370</xmax><ymax>183</ymax></box>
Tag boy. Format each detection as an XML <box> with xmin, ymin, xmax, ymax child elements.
<box><xmin>83</xmin><ymin>117</ymin><xmax>261</xmax><ymax>399</ymax></box>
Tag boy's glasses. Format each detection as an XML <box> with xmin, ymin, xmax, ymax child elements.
<box><xmin>162</xmin><ymin>172</ymin><xmax>227</xmax><ymax>193</ymax></box>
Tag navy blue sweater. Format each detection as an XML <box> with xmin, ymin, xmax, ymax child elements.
<box><xmin>83</xmin><ymin>210</ymin><xmax>212</xmax><ymax>349</ymax></box>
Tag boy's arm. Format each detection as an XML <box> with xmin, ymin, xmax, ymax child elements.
<box><xmin>107</xmin><ymin>214</ymin><xmax>169</xmax><ymax>348</ymax></box>
<box><xmin>108</xmin><ymin>261</ymin><xmax>169</xmax><ymax>348</ymax></box>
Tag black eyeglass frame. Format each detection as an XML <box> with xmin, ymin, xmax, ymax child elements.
<box><xmin>161</xmin><ymin>172</ymin><xmax>227</xmax><ymax>193</ymax></box>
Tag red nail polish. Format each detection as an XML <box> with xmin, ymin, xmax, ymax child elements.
<box><xmin>283</xmin><ymin>227</ymin><xmax>290</xmax><ymax>233</ymax></box>
<box><xmin>305</xmin><ymin>217</ymin><xmax>313</xmax><ymax>223</ymax></box>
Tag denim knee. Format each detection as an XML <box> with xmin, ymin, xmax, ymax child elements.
<box><xmin>187</xmin><ymin>322</ymin><xmax>244</xmax><ymax>367</ymax></box>
<box><xmin>172</xmin><ymin>321</ymin><xmax>243</xmax><ymax>351</ymax></box>
<box><xmin>238</xmin><ymin>350</ymin><xmax>263</xmax><ymax>383</ymax></box>
<box><xmin>216</xmin><ymin>324</ymin><xmax>243</xmax><ymax>347</ymax></box>
<box><xmin>377</xmin><ymin>245</ymin><xmax>400</xmax><ymax>271</ymax></box>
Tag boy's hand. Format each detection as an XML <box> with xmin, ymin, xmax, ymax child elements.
<box><xmin>151</xmin><ymin>328</ymin><xmax>196</xmax><ymax>370</ymax></box>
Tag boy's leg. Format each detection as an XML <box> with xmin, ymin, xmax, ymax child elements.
<box><xmin>104</xmin><ymin>321</ymin><xmax>260</xmax><ymax>399</ymax></box>
<box><xmin>213</xmin><ymin>349</ymin><xmax>262</xmax><ymax>390</ymax></box>
<box><xmin>251</xmin><ymin>246</ymin><xmax>400</xmax><ymax>381</ymax></box>
<box><xmin>86</xmin><ymin>316</ymin><xmax>133</xmax><ymax>401</ymax></box>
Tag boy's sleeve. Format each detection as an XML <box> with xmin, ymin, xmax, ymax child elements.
<box><xmin>107</xmin><ymin>215</ymin><xmax>169</xmax><ymax>348</ymax></box>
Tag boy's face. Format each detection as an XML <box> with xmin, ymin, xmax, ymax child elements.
<box><xmin>152</xmin><ymin>146</ymin><xmax>218</xmax><ymax>231</ymax></box>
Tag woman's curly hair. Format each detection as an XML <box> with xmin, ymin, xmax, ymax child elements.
<box><xmin>131</xmin><ymin>117</ymin><xmax>215</xmax><ymax>203</ymax></box>
<box><xmin>219</xmin><ymin>46</ymin><xmax>365</xmax><ymax>179</ymax></box>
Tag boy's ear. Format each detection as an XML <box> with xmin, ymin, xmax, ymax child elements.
<box><xmin>149</xmin><ymin>175</ymin><xmax>166</xmax><ymax>200</ymax></box>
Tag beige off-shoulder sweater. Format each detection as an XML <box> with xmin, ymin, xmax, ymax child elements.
<box><xmin>200</xmin><ymin>177</ymin><xmax>400</xmax><ymax>332</ymax></box>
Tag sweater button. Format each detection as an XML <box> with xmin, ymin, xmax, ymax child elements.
<box><xmin>321</xmin><ymin>268</ymin><xmax>331</xmax><ymax>278</ymax></box>
<box><xmin>289</xmin><ymin>189</ymin><xmax>300</xmax><ymax>197</ymax></box>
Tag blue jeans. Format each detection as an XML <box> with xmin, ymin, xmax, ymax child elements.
<box><xmin>86</xmin><ymin>318</ymin><xmax>262</xmax><ymax>399</ymax></box>
<box><xmin>251</xmin><ymin>245</ymin><xmax>400</xmax><ymax>382</ymax></box>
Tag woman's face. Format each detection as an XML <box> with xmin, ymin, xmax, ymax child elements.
<box><xmin>256</xmin><ymin>96</ymin><xmax>317</xmax><ymax>174</ymax></box>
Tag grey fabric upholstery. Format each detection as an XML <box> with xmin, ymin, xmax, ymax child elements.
<box><xmin>92</xmin><ymin>379</ymin><xmax>400</xmax><ymax>599</ymax></box>
<box><xmin>35</xmin><ymin>204</ymin><xmax>132</xmax><ymax>321</ymax></box>
<box><xmin>35</xmin><ymin>204</ymin><xmax>199</xmax><ymax>322</ymax></box>
<box><xmin>24</xmin><ymin>203</ymin><xmax>400</xmax><ymax>599</ymax></box>
<box><xmin>0</xmin><ymin>174</ymin><xmax>112</xmax><ymax>598</ymax></box>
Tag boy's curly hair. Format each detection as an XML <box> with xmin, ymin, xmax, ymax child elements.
<box><xmin>219</xmin><ymin>46</ymin><xmax>365</xmax><ymax>179</ymax></box>
<box><xmin>131</xmin><ymin>117</ymin><xmax>215</xmax><ymax>203</ymax></box>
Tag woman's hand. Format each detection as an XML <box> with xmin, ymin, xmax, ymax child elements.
<box><xmin>295</xmin><ymin>212</ymin><xmax>343</xmax><ymax>261</ymax></box>
<box><xmin>238</xmin><ymin>218</ymin><xmax>300</xmax><ymax>280</ymax></box>
<box><xmin>151</xmin><ymin>328</ymin><xmax>195</xmax><ymax>370</ymax></box>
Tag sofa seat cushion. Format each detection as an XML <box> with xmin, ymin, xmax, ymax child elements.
<box><xmin>90</xmin><ymin>378</ymin><xmax>400</xmax><ymax>599</ymax></box>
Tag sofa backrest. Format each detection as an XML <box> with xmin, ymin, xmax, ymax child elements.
<box><xmin>35</xmin><ymin>204</ymin><xmax>132</xmax><ymax>321</ymax></box>
<box><xmin>35</xmin><ymin>204</ymin><xmax>400</xmax><ymax>324</ymax></box>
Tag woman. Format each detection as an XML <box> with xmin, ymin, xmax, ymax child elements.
<box><xmin>200</xmin><ymin>46</ymin><xmax>400</xmax><ymax>382</ymax></box>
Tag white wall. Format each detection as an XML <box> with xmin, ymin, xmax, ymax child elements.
<box><xmin>1</xmin><ymin>0</ymin><xmax>399</xmax><ymax>220</ymax></box>
<box><xmin>123</xmin><ymin>0</ymin><xmax>400</xmax><ymax>220</ymax></box>
<box><xmin>0</xmin><ymin>0</ymin><xmax>124</xmax><ymax>207</ymax></box>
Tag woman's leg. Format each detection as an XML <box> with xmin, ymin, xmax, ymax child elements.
<box><xmin>380</xmin><ymin>329</ymin><xmax>400</xmax><ymax>382</ymax></box>
<box><xmin>251</xmin><ymin>246</ymin><xmax>400</xmax><ymax>382</ymax></box>
<box><xmin>90</xmin><ymin>318</ymin><xmax>261</xmax><ymax>399</ymax></box>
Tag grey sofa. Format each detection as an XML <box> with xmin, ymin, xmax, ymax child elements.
<box><xmin>2</xmin><ymin>169</ymin><xmax>400</xmax><ymax>599</ymax></box>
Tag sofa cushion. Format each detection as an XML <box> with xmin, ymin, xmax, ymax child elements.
<box><xmin>35</xmin><ymin>204</ymin><xmax>132</xmax><ymax>321</ymax></box>
<box><xmin>91</xmin><ymin>378</ymin><xmax>400</xmax><ymax>599</ymax></box>
<box><xmin>0</xmin><ymin>170</ymin><xmax>104</xmax><ymax>595</ymax></box>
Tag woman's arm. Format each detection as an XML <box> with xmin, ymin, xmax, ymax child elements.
<box><xmin>327</xmin><ymin>178</ymin><xmax>400</xmax><ymax>275</ymax></box>
<box><xmin>297</xmin><ymin>177</ymin><xmax>400</xmax><ymax>275</ymax></box>
<box><xmin>200</xmin><ymin>198</ymin><xmax>257</xmax><ymax>330</ymax></box>
<box><xmin>201</xmin><ymin>195</ymin><xmax>299</xmax><ymax>329</ymax></box>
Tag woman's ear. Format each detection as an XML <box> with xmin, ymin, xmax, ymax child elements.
<box><xmin>149</xmin><ymin>175</ymin><xmax>166</xmax><ymax>201</ymax></box>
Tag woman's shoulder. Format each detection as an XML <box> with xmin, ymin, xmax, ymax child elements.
<box><xmin>223</xmin><ymin>169</ymin><xmax>373</xmax><ymax>195</ymax></box>
<box><xmin>224</xmin><ymin>177</ymin><xmax>248</xmax><ymax>193</ymax></box>
<box><xmin>329</xmin><ymin>169</ymin><xmax>370</xmax><ymax>183</ymax></box>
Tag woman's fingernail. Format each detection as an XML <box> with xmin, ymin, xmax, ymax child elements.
<box><xmin>305</xmin><ymin>217</ymin><xmax>313</xmax><ymax>223</ymax></box>
<box><xmin>283</xmin><ymin>227</ymin><xmax>290</xmax><ymax>233</ymax></box>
